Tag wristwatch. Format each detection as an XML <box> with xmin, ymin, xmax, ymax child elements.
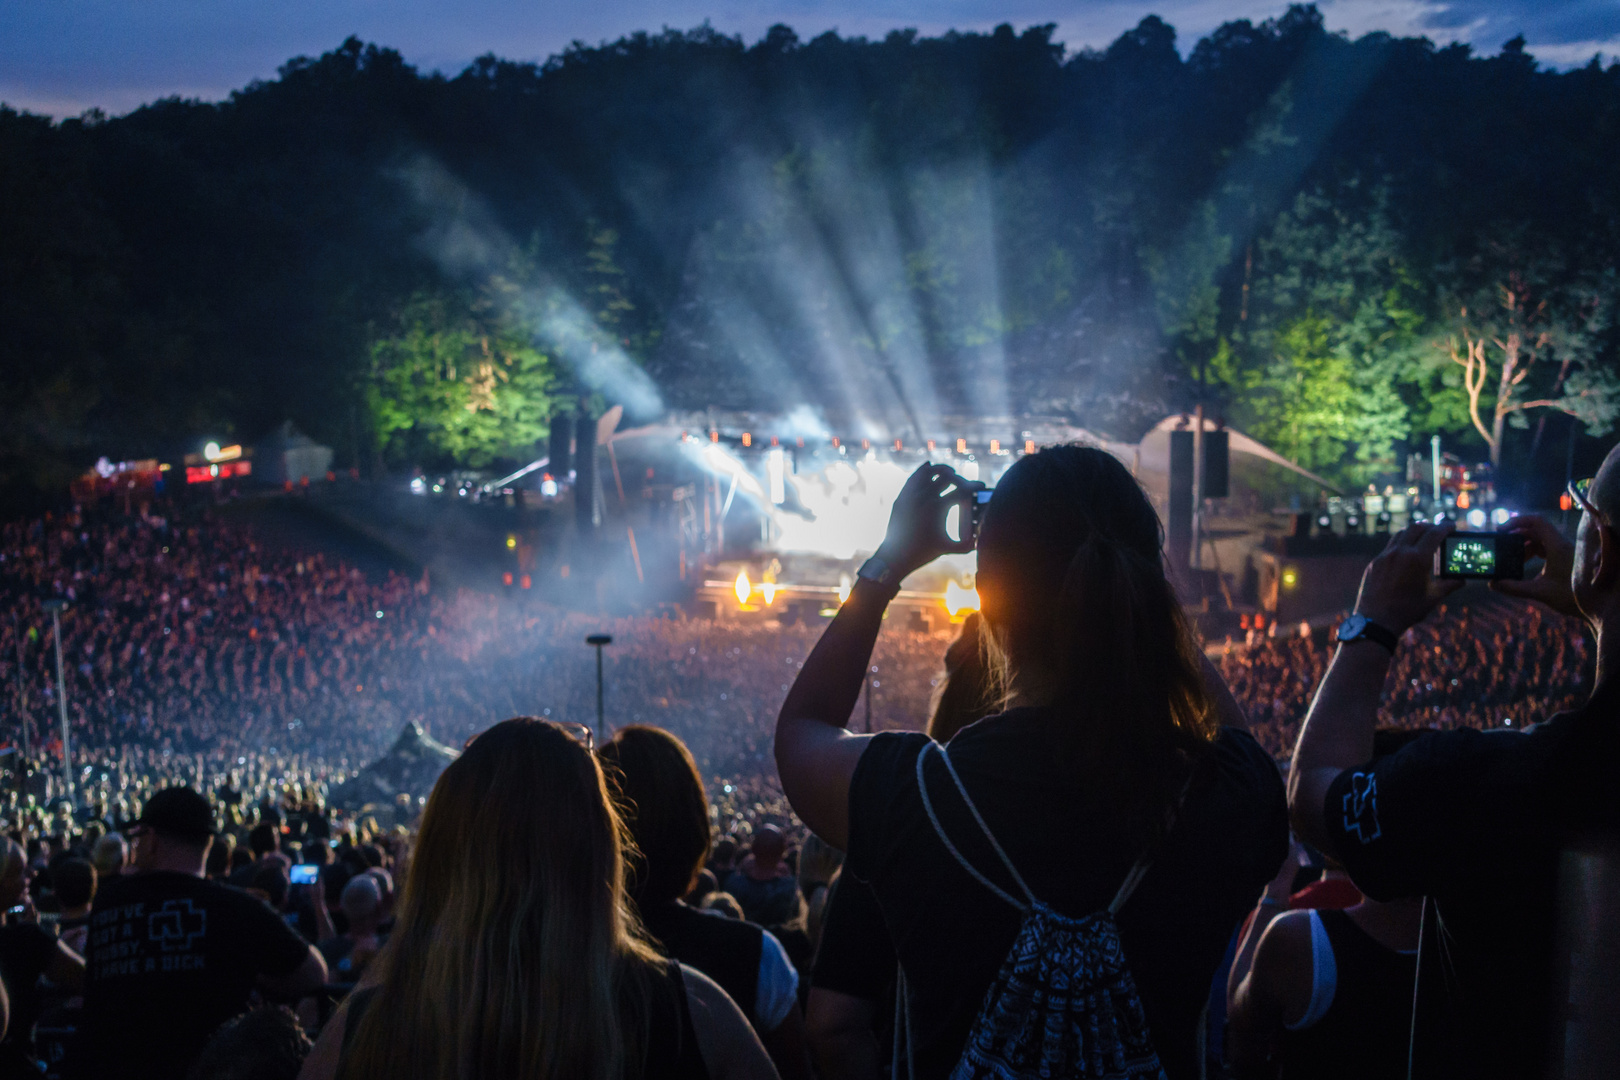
<box><xmin>1336</xmin><ymin>613</ymin><xmax>1398</xmax><ymax>653</ymax></box>
<box><xmin>855</xmin><ymin>555</ymin><xmax>900</xmax><ymax>588</ymax></box>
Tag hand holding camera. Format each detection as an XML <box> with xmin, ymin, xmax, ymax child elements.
<box><xmin>1353</xmin><ymin>522</ymin><xmax>1465</xmax><ymax>636</ymax></box>
<box><xmin>873</xmin><ymin>463</ymin><xmax>986</xmax><ymax>580</ymax></box>
<box><xmin>1489</xmin><ymin>513</ymin><xmax>1580</xmax><ymax>618</ymax></box>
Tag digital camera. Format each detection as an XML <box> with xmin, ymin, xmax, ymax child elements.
<box><xmin>1435</xmin><ymin>532</ymin><xmax>1527</xmax><ymax>580</ymax></box>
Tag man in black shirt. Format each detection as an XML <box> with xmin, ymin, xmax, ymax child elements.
<box><xmin>75</xmin><ymin>786</ymin><xmax>327</xmax><ymax>1080</ymax></box>
<box><xmin>1290</xmin><ymin>473</ymin><xmax>1620</xmax><ymax>1078</ymax></box>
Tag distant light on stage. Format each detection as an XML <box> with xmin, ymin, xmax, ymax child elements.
<box><xmin>1467</xmin><ymin>509</ymin><xmax>1487</xmax><ymax>529</ymax></box>
<box><xmin>734</xmin><ymin>570</ymin><xmax>751</xmax><ymax>607</ymax></box>
<box><xmin>540</xmin><ymin>477</ymin><xmax>559</xmax><ymax>497</ymax></box>
<box><xmin>837</xmin><ymin>574</ymin><xmax>852</xmax><ymax>605</ymax></box>
<box><xmin>767</xmin><ymin>448</ymin><xmax>786</xmax><ymax>505</ymax></box>
<box><xmin>204</xmin><ymin>441</ymin><xmax>221</xmax><ymax>461</ymax></box>
<box><xmin>944</xmin><ymin>580</ymin><xmax>980</xmax><ymax>617</ymax></box>
<box><xmin>1492</xmin><ymin>508</ymin><xmax>1513</xmax><ymax>525</ymax></box>
<box><xmin>956</xmin><ymin>439</ymin><xmax>967</xmax><ymax>454</ymax></box>
<box><xmin>506</xmin><ymin>535</ymin><xmax>517</xmax><ymax>549</ymax></box>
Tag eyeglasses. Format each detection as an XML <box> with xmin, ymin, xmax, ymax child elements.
<box><xmin>1569</xmin><ymin>477</ymin><xmax>1608</xmax><ymax>525</ymax></box>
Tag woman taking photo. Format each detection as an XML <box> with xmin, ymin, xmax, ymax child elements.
<box><xmin>299</xmin><ymin>717</ymin><xmax>776</xmax><ymax>1080</ymax></box>
<box><xmin>776</xmin><ymin>446</ymin><xmax>1287</xmax><ymax>1079</ymax></box>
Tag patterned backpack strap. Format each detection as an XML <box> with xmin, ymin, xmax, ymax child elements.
<box><xmin>916</xmin><ymin>741</ymin><xmax>1036</xmax><ymax>911</ymax></box>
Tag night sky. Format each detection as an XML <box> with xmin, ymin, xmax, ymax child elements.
<box><xmin>3</xmin><ymin>0</ymin><xmax>1617</xmax><ymax>118</ymax></box>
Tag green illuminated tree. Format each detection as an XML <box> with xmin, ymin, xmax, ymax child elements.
<box><xmin>368</xmin><ymin>294</ymin><xmax>555</xmax><ymax>468</ymax></box>
<box><xmin>1210</xmin><ymin>186</ymin><xmax>1434</xmax><ymax>484</ymax></box>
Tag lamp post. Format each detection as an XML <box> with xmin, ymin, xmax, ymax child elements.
<box><xmin>585</xmin><ymin>634</ymin><xmax>613</xmax><ymax>746</ymax></box>
<box><xmin>41</xmin><ymin>599</ymin><xmax>71</xmax><ymax>800</ymax></box>
<box><xmin>11</xmin><ymin>614</ymin><xmax>30</xmax><ymax>798</ymax></box>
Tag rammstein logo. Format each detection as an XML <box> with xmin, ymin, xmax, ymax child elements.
<box><xmin>1341</xmin><ymin>772</ymin><xmax>1382</xmax><ymax>844</ymax></box>
<box><xmin>148</xmin><ymin>899</ymin><xmax>207</xmax><ymax>952</ymax></box>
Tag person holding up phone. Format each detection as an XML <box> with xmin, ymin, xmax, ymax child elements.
<box><xmin>1287</xmin><ymin>452</ymin><xmax>1620</xmax><ymax>1079</ymax></box>
<box><xmin>775</xmin><ymin>448</ymin><xmax>1286</xmax><ymax>1078</ymax></box>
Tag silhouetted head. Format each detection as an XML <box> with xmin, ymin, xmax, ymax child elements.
<box><xmin>339</xmin><ymin>717</ymin><xmax>660</xmax><ymax>1080</ymax></box>
<box><xmin>599</xmin><ymin>725</ymin><xmax>711</xmax><ymax>908</ymax></box>
<box><xmin>1574</xmin><ymin>441</ymin><xmax>1620</xmax><ymax>625</ymax></box>
<box><xmin>975</xmin><ymin>445</ymin><xmax>1216</xmax><ymax>815</ymax></box>
<box><xmin>752</xmin><ymin>825</ymin><xmax>786</xmax><ymax>869</ymax></box>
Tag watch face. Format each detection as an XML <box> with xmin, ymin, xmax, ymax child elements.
<box><xmin>1337</xmin><ymin>615</ymin><xmax>1367</xmax><ymax>641</ymax></box>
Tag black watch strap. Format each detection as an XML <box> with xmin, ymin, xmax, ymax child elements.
<box><xmin>1342</xmin><ymin>616</ymin><xmax>1398</xmax><ymax>653</ymax></box>
<box><xmin>856</xmin><ymin>556</ymin><xmax>899</xmax><ymax>588</ymax></box>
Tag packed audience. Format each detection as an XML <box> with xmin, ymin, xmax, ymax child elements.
<box><xmin>0</xmin><ymin>468</ymin><xmax>1608</xmax><ymax>1079</ymax></box>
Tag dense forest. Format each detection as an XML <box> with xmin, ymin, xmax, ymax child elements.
<box><xmin>4</xmin><ymin>4</ymin><xmax>1620</xmax><ymax>504</ymax></box>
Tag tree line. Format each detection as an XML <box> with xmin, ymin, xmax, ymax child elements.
<box><xmin>3</xmin><ymin>4</ymin><xmax>1619</xmax><ymax>505</ymax></box>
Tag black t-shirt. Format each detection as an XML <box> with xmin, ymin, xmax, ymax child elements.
<box><xmin>1323</xmin><ymin>680</ymin><xmax>1620</xmax><ymax>1079</ymax></box>
<box><xmin>811</xmin><ymin>872</ymin><xmax>895</xmax><ymax>1001</ymax></box>
<box><xmin>0</xmin><ymin>921</ymin><xmax>59</xmax><ymax>1068</ymax></box>
<box><xmin>642</xmin><ymin>901</ymin><xmax>763</xmax><ymax>1026</ymax></box>
<box><xmin>848</xmin><ymin>714</ymin><xmax>1287</xmax><ymax>1080</ymax></box>
<box><xmin>75</xmin><ymin>871</ymin><xmax>311</xmax><ymax>1080</ymax></box>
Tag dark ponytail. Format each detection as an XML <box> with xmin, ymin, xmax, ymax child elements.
<box><xmin>977</xmin><ymin>445</ymin><xmax>1216</xmax><ymax>830</ymax></box>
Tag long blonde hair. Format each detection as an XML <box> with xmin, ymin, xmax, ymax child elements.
<box><xmin>337</xmin><ymin>717</ymin><xmax>663</xmax><ymax>1080</ymax></box>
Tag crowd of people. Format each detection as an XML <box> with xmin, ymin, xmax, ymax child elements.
<box><xmin>0</xmin><ymin>449</ymin><xmax>1611</xmax><ymax>1078</ymax></box>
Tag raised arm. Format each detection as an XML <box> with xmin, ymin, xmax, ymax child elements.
<box><xmin>776</xmin><ymin>464</ymin><xmax>978</xmax><ymax>849</ymax></box>
<box><xmin>1288</xmin><ymin>523</ymin><xmax>1458</xmax><ymax>853</ymax></box>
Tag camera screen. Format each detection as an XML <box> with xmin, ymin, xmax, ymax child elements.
<box><xmin>290</xmin><ymin>864</ymin><xmax>320</xmax><ymax>885</ymax></box>
<box><xmin>1445</xmin><ymin>536</ymin><xmax>1497</xmax><ymax>576</ymax></box>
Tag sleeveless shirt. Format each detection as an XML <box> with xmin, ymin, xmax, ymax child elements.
<box><xmin>1277</xmin><ymin>909</ymin><xmax>1417</xmax><ymax>1080</ymax></box>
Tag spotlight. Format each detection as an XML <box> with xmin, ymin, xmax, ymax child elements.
<box><xmin>943</xmin><ymin>580</ymin><xmax>980</xmax><ymax>617</ymax></box>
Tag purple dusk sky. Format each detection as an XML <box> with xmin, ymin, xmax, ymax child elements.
<box><xmin>3</xmin><ymin>0</ymin><xmax>1617</xmax><ymax>118</ymax></box>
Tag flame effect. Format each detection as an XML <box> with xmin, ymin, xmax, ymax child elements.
<box><xmin>734</xmin><ymin>570</ymin><xmax>751</xmax><ymax>606</ymax></box>
<box><xmin>761</xmin><ymin>580</ymin><xmax>777</xmax><ymax>605</ymax></box>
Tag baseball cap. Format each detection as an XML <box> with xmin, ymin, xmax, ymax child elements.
<box><xmin>135</xmin><ymin>786</ymin><xmax>216</xmax><ymax>842</ymax></box>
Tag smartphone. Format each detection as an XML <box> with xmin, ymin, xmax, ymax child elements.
<box><xmin>289</xmin><ymin>864</ymin><xmax>320</xmax><ymax>885</ymax></box>
<box><xmin>970</xmin><ymin>489</ymin><xmax>994</xmax><ymax>543</ymax></box>
<box><xmin>1435</xmin><ymin>532</ymin><xmax>1527</xmax><ymax>580</ymax></box>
